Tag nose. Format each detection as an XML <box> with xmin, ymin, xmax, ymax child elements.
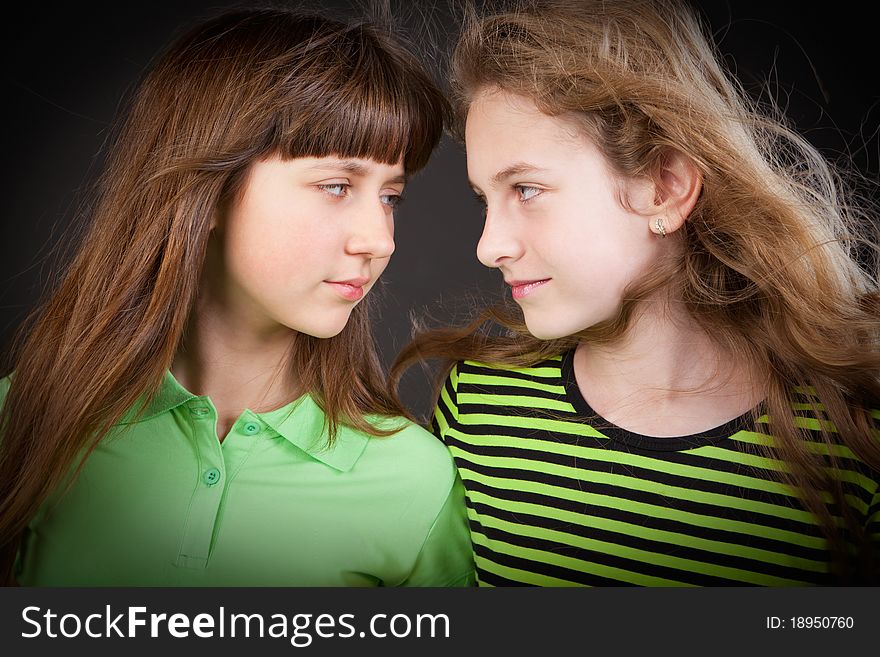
<box><xmin>345</xmin><ymin>198</ymin><xmax>395</xmax><ymax>259</ymax></box>
<box><xmin>476</xmin><ymin>206</ymin><xmax>523</xmax><ymax>268</ymax></box>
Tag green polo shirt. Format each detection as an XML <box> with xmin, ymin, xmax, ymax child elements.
<box><xmin>2</xmin><ymin>373</ymin><xmax>474</xmax><ymax>586</ymax></box>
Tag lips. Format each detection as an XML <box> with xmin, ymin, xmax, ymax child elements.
<box><xmin>328</xmin><ymin>277</ymin><xmax>370</xmax><ymax>288</ymax></box>
<box><xmin>325</xmin><ymin>277</ymin><xmax>370</xmax><ymax>302</ymax></box>
<box><xmin>506</xmin><ymin>278</ymin><xmax>551</xmax><ymax>300</ymax></box>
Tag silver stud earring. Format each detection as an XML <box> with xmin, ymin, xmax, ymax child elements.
<box><xmin>655</xmin><ymin>217</ymin><xmax>667</xmax><ymax>238</ymax></box>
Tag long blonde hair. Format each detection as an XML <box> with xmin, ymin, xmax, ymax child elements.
<box><xmin>0</xmin><ymin>7</ymin><xmax>448</xmax><ymax>584</ymax></box>
<box><xmin>391</xmin><ymin>0</ymin><xmax>879</xmax><ymax>581</ymax></box>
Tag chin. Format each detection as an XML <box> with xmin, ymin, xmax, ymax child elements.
<box><xmin>301</xmin><ymin>324</ymin><xmax>348</xmax><ymax>339</ymax></box>
<box><xmin>281</xmin><ymin>315</ymin><xmax>350</xmax><ymax>340</ymax></box>
<box><xmin>524</xmin><ymin>312</ymin><xmax>594</xmax><ymax>342</ymax></box>
<box><xmin>305</xmin><ymin>330</ymin><xmax>341</xmax><ymax>339</ymax></box>
<box><xmin>523</xmin><ymin>321</ymin><xmax>568</xmax><ymax>341</ymax></box>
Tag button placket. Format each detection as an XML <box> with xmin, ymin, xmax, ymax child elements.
<box><xmin>177</xmin><ymin>399</ymin><xmax>226</xmax><ymax>570</ymax></box>
<box><xmin>203</xmin><ymin>468</ymin><xmax>221</xmax><ymax>486</ymax></box>
<box><xmin>242</xmin><ymin>421</ymin><xmax>262</xmax><ymax>436</ymax></box>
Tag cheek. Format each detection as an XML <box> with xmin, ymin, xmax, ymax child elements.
<box><xmin>227</xmin><ymin>213</ymin><xmax>332</xmax><ymax>276</ymax></box>
<box><xmin>548</xmin><ymin>211</ymin><xmax>653</xmax><ymax>292</ymax></box>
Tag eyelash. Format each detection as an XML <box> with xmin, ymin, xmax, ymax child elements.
<box><xmin>515</xmin><ymin>185</ymin><xmax>542</xmax><ymax>203</ymax></box>
<box><xmin>318</xmin><ymin>183</ymin><xmax>349</xmax><ymax>198</ymax></box>
<box><xmin>317</xmin><ymin>184</ymin><xmax>404</xmax><ymax>208</ymax></box>
<box><xmin>471</xmin><ymin>185</ymin><xmax>542</xmax><ymax>211</ymax></box>
<box><xmin>381</xmin><ymin>193</ymin><xmax>404</xmax><ymax>209</ymax></box>
<box><xmin>472</xmin><ymin>192</ymin><xmax>488</xmax><ymax>216</ymax></box>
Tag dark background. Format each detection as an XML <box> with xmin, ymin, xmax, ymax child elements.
<box><xmin>2</xmin><ymin>0</ymin><xmax>878</xmax><ymax>419</ymax></box>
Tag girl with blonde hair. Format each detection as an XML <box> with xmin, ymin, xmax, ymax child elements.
<box><xmin>0</xmin><ymin>7</ymin><xmax>473</xmax><ymax>586</ymax></box>
<box><xmin>393</xmin><ymin>0</ymin><xmax>879</xmax><ymax>585</ymax></box>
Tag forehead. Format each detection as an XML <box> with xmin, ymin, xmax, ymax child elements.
<box><xmin>464</xmin><ymin>90</ymin><xmax>594</xmax><ymax>176</ymax></box>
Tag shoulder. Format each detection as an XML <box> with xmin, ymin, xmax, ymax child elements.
<box><xmin>350</xmin><ymin>417</ymin><xmax>457</xmax><ymax>499</ymax></box>
<box><xmin>459</xmin><ymin>354</ymin><xmax>566</xmax><ymax>378</ymax></box>
<box><xmin>450</xmin><ymin>355</ymin><xmax>569</xmax><ymax>401</ymax></box>
<box><xmin>754</xmin><ymin>390</ymin><xmax>880</xmax><ymax>485</ymax></box>
<box><xmin>437</xmin><ymin>355</ymin><xmax>567</xmax><ymax>392</ymax></box>
<box><xmin>362</xmin><ymin>419</ymin><xmax>455</xmax><ymax>475</ymax></box>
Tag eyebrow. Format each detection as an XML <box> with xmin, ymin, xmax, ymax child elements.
<box><xmin>469</xmin><ymin>162</ymin><xmax>549</xmax><ymax>191</ymax></box>
<box><xmin>307</xmin><ymin>159</ymin><xmax>406</xmax><ymax>185</ymax></box>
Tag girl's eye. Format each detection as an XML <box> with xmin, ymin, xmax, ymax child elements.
<box><xmin>318</xmin><ymin>183</ymin><xmax>349</xmax><ymax>197</ymax></box>
<box><xmin>380</xmin><ymin>193</ymin><xmax>403</xmax><ymax>208</ymax></box>
<box><xmin>472</xmin><ymin>191</ymin><xmax>487</xmax><ymax>214</ymax></box>
<box><xmin>516</xmin><ymin>185</ymin><xmax>542</xmax><ymax>202</ymax></box>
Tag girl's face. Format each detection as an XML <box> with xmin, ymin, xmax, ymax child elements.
<box><xmin>465</xmin><ymin>89</ymin><xmax>664</xmax><ymax>340</ymax></box>
<box><xmin>215</xmin><ymin>154</ymin><xmax>404</xmax><ymax>339</ymax></box>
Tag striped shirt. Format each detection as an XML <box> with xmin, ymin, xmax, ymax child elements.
<box><xmin>432</xmin><ymin>350</ymin><xmax>880</xmax><ymax>586</ymax></box>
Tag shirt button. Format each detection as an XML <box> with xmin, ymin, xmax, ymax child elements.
<box><xmin>190</xmin><ymin>407</ymin><xmax>210</xmax><ymax>417</ymax></box>
<box><xmin>242</xmin><ymin>421</ymin><xmax>261</xmax><ymax>435</ymax></box>
<box><xmin>203</xmin><ymin>468</ymin><xmax>221</xmax><ymax>486</ymax></box>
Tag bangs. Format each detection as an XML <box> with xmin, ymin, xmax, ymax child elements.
<box><xmin>272</xmin><ymin>24</ymin><xmax>447</xmax><ymax>173</ymax></box>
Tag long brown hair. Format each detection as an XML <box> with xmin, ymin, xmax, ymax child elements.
<box><xmin>391</xmin><ymin>0</ymin><xmax>880</xmax><ymax>581</ymax></box>
<box><xmin>0</xmin><ymin>7</ymin><xmax>448</xmax><ymax>583</ymax></box>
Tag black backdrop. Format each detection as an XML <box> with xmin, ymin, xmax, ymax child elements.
<box><xmin>3</xmin><ymin>0</ymin><xmax>878</xmax><ymax>418</ymax></box>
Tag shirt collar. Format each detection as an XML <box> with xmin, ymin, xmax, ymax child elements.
<box><xmin>126</xmin><ymin>371</ymin><xmax>370</xmax><ymax>472</ymax></box>
<box><xmin>258</xmin><ymin>394</ymin><xmax>370</xmax><ymax>472</ymax></box>
<box><xmin>120</xmin><ymin>370</ymin><xmax>196</xmax><ymax>423</ymax></box>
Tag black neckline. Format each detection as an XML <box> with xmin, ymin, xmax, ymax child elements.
<box><xmin>559</xmin><ymin>348</ymin><xmax>756</xmax><ymax>452</ymax></box>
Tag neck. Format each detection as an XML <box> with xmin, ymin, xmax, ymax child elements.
<box><xmin>172</xmin><ymin>303</ymin><xmax>299</xmax><ymax>414</ymax></box>
<box><xmin>573</xmin><ymin>294</ymin><xmax>763</xmax><ymax>437</ymax></box>
<box><xmin>171</xmin><ymin>247</ymin><xmax>300</xmax><ymax>416</ymax></box>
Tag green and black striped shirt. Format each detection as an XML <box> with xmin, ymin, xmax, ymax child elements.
<box><xmin>432</xmin><ymin>350</ymin><xmax>880</xmax><ymax>586</ymax></box>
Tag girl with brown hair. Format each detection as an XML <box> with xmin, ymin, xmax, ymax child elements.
<box><xmin>392</xmin><ymin>0</ymin><xmax>879</xmax><ymax>585</ymax></box>
<box><xmin>0</xmin><ymin>7</ymin><xmax>473</xmax><ymax>586</ymax></box>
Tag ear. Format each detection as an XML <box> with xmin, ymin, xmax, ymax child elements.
<box><xmin>648</xmin><ymin>149</ymin><xmax>702</xmax><ymax>236</ymax></box>
<box><xmin>211</xmin><ymin>194</ymin><xmax>233</xmax><ymax>232</ymax></box>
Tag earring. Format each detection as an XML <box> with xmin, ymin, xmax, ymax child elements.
<box><xmin>655</xmin><ymin>217</ymin><xmax>667</xmax><ymax>238</ymax></box>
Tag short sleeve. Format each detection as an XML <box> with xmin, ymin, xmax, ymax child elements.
<box><xmin>431</xmin><ymin>363</ymin><xmax>460</xmax><ymax>445</ymax></box>
<box><xmin>400</xmin><ymin>473</ymin><xmax>474</xmax><ymax>587</ymax></box>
